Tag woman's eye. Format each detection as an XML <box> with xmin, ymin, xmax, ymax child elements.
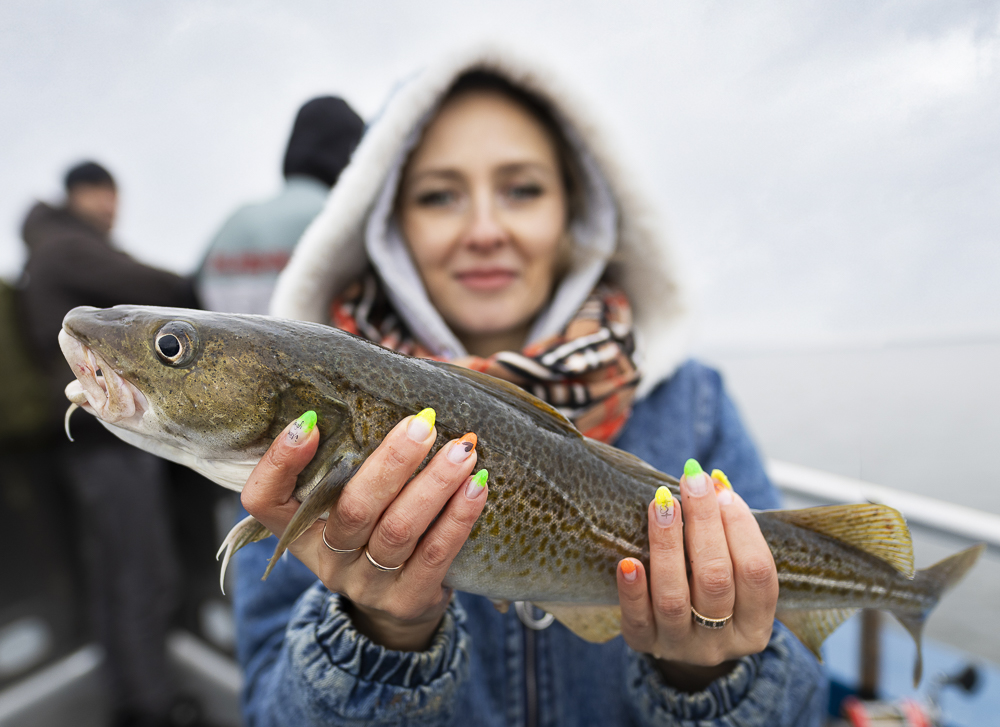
<box><xmin>415</xmin><ymin>189</ymin><xmax>456</xmax><ymax>207</ymax></box>
<box><xmin>506</xmin><ymin>184</ymin><xmax>543</xmax><ymax>201</ymax></box>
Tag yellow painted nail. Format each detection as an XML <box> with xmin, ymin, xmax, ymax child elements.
<box><xmin>407</xmin><ymin>407</ymin><xmax>436</xmax><ymax>441</ymax></box>
<box><xmin>711</xmin><ymin>469</ymin><xmax>733</xmax><ymax>491</ymax></box>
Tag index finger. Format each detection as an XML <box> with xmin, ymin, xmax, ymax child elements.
<box><xmin>241</xmin><ymin>412</ymin><xmax>322</xmax><ymax>536</ymax></box>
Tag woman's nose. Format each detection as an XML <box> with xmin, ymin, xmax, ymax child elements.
<box><xmin>462</xmin><ymin>196</ymin><xmax>507</xmax><ymax>252</ymax></box>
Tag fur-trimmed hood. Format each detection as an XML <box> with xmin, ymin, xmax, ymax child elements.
<box><xmin>270</xmin><ymin>47</ymin><xmax>692</xmax><ymax>399</ymax></box>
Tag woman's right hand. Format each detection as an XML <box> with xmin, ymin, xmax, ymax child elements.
<box><xmin>241</xmin><ymin>409</ymin><xmax>488</xmax><ymax>651</ymax></box>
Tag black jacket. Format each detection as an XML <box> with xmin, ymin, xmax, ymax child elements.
<box><xmin>19</xmin><ymin>202</ymin><xmax>198</xmax><ymax>434</ymax></box>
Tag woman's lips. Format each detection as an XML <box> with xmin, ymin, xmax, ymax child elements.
<box><xmin>454</xmin><ymin>269</ymin><xmax>517</xmax><ymax>292</ymax></box>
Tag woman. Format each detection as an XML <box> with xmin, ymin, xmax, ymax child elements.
<box><xmin>235</xmin><ymin>49</ymin><xmax>827</xmax><ymax>725</ymax></box>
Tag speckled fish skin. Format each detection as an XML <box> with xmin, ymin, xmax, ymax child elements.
<box><xmin>59</xmin><ymin>305</ymin><xmax>982</xmax><ymax>623</ymax></box>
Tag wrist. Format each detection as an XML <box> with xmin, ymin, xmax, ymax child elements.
<box><xmin>346</xmin><ymin>600</ymin><xmax>444</xmax><ymax>652</ymax></box>
<box><xmin>653</xmin><ymin>658</ymin><xmax>739</xmax><ymax>693</ymax></box>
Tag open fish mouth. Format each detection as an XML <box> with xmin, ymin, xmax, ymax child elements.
<box><xmin>58</xmin><ymin>329</ymin><xmax>149</xmax><ymax>431</ymax></box>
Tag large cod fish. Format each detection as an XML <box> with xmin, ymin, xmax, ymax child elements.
<box><xmin>59</xmin><ymin>305</ymin><xmax>982</xmax><ymax>684</ymax></box>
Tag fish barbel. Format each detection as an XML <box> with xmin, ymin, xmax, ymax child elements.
<box><xmin>58</xmin><ymin>305</ymin><xmax>983</xmax><ymax>684</ymax></box>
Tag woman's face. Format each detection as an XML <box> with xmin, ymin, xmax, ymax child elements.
<box><xmin>398</xmin><ymin>90</ymin><xmax>568</xmax><ymax>356</ymax></box>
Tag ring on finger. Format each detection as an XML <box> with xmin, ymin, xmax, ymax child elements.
<box><xmin>322</xmin><ymin>525</ymin><xmax>363</xmax><ymax>554</ymax></box>
<box><xmin>691</xmin><ymin>606</ymin><xmax>733</xmax><ymax>630</ymax></box>
<box><xmin>364</xmin><ymin>547</ymin><xmax>404</xmax><ymax>572</ymax></box>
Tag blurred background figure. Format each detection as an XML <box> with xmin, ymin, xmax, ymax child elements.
<box><xmin>17</xmin><ymin>161</ymin><xmax>204</xmax><ymax>727</ymax></box>
<box><xmin>196</xmin><ymin>96</ymin><xmax>364</xmax><ymax>314</ymax></box>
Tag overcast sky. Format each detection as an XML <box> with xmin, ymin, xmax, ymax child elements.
<box><xmin>3</xmin><ymin>0</ymin><xmax>998</xmax><ymax>350</ymax></box>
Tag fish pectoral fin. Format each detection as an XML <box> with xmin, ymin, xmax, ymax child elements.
<box><xmin>490</xmin><ymin>599</ymin><xmax>511</xmax><ymax>614</ymax></box>
<box><xmin>764</xmin><ymin>504</ymin><xmax>915</xmax><ymax>577</ymax></box>
<box><xmin>776</xmin><ymin>607</ymin><xmax>857</xmax><ymax>661</ymax></box>
<box><xmin>533</xmin><ymin>602</ymin><xmax>622</xmax><ymax>643</ymax></box>
<box><xmin>263</xmin><ymin>447</ymin><xmax>364</xmax><ymax>580</ymax></box>
<box><xmin>217</xmin><ymin>514</ymin><xmax>271</xmax><ymax>594</ymax></box>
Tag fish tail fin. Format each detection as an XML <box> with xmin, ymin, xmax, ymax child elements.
<box><xmin>216</xmin><ymin>515</ymin><xmax>271</xmax><ymax>593</ymax></box>
<box><xmin>892</xmin><ymin>542</ymin><xmax>985</xmax><ymax>686</ymax></box>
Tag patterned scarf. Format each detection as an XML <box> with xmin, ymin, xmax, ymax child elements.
<box><xmin>329</xmin><ymin>274</ymin><xmax>641</xmax><ymax>443</ymax></box>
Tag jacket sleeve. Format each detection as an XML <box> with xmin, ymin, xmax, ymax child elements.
<box><xmin>626</xmin><ymin>622</ymin><xmax>828</xmax><ymax>726</ymax></box>
<box><xmin>623</xmin><ymin>361</ymin><xmax>828</xmax><ymax>725</ymax></box>
<box><xmin>233</xmin><ymin>529</ymin><xmax>472</xmax><ymax>727</ymax></box>
<box><xmin>34</xmin><ymin>234</ymin><xmax>199</xmax><ymax>309</ymax></box>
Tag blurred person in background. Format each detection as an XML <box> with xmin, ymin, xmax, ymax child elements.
<box><xmin>232</xmin><ymin>50</ymin><xmax>827</xmax><ymax>726</ymax></box>
<box><xmin>196</xmin><ymin>96</ymin><xmax>364</xmax><ymax>314</ymax></box>
<box><xmin>18</xmin><ymin>161</ymin><xmax>205</xmax><ymax>727</ymax></box>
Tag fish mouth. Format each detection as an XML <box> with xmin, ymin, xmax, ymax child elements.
<box><xmin>58</xmin><ymin>329</ymin><xmax>149</xmax><ymax>427</ymax></box>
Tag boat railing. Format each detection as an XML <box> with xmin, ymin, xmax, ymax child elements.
<box><xmin>767</xmin><ymin>459</ymin><xmax>1000</xmax><ymax>553</ymax></box>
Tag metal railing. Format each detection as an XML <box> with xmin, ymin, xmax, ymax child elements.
<box><xmin>767</xmin><ymin>459</ymin><xmax>1000</xmax><ymax>552</ymax></box>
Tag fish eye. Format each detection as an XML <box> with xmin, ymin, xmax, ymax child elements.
<box><xmin>154</xmin><ymin>321</ymin><xmax>198</xmax><ymax>366</ymax></box>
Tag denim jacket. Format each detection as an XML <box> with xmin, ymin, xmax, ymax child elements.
<box><xmin>233</xmin><ymin>360</ymin><xmax>828</xmax><ymax>726</ymax></box>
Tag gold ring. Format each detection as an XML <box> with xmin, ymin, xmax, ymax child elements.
<box><xmin>364</xmin><ymin>547</ymin><xmax>403</xmax><ymax>572</ymax></box>
<box><xmin>691</xmin><ymin>606</ymin><xmax>733</xmax><ymax>630</ymax></box>
<box><xmin>322</xmin><ymin>525</ymin><xmax>362</xmax><ymax>554</ymax></box>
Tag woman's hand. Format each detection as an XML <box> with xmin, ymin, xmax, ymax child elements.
<box><xmin>241</xmin><ymin>409</ymin><xmax>488</xmax><ymax>652</ymax></box>
<box><xmin>616</xmin><ymin>460</ymin><xmax>779</xmax><ymax>692</ymax></box>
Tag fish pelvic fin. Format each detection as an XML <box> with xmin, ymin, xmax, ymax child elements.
<box><xmin>216</xmin><ymin>515</ymin><xmax>271</xmax><ymax>594</ymax></box>
<box><xmin>533</xmin><ymin>602</ymin><xmax>622</xmax><ymax>643</ymax></box>
<box><xmin>892</xmin><ymin>542</ymin><xmax>985</xmax><ymax>687</ymax></box>
<box><xmin>776</xmin><ymin>608</ymin><xmax>858</xmax><ymax>661</ymax></box>
<box><xmin>263</xmin><ymin>449</ymin><xmax>363</xmax><ymax>580</ymax></box>
<box><xmin>763</xmin><ymin>504</ymin><xmax>915</xmax><ymax>576</ymax></box>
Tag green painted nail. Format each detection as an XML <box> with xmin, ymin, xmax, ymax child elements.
<box><xmin>288</xmin><ymin>411</ymin><xmax>317</xmax><ymax>444</ymax></box>
<box><xmin>471</xmin><ymin>469</ymin><xmax>489</xmax><ymax>488</ymax></box>
<box><xmin>683</xmin><ymin>458</ymin><xmax>703</xmax><ymax>478</ymax></box>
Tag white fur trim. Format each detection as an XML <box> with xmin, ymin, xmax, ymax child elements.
<box><xmin>271</xmin><ymin>45</ymin><xmax>693</xmax><ymax>399</ymax></box>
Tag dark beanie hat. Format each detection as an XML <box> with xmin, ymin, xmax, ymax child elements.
<box><xmin>64</xmin><ymin>161</ymin><xmax>116</xmax><ymax>191</ymax></box>
<box><xmin>283</xmin><ymin>97</ymin><xmax>365</xmax><ymax>188</ymax></box>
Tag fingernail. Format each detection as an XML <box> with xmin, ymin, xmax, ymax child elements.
<box><xmin>683</xmin><ymin>458</ymin><xmax>708</xmax><ymax>496</ymax></box>
<box><xmin>620</xmin><ymin>558</ymin><xmax>638</xmax><ymax>583</ymax></box>
<box><xmin>287</xmin><ymin>411</ymin><xmax>317</xmax><ymax>445</ymax></box>
<box><xmin>408</xmin><ymin>407</ymin><xmax>436</xmax><ymax>442</ymax></box>
<box><xmin>712</xmin><ymin>469</ymin><xmax>733</xmax><ymax>504</ymax></box>
<box><xmin>465</xmin><ymin>469</ymin><xmax>488</xmax><ymax>499</ymax></box>
<box><xmin>447</xmin><ymin>432</ymin><xmax>477</xmax><ymax>463</ymax></box>
<box><xmin>654</xmin><ymin>485</ymin><xmax>674</xmax><ymax>526</ymax></box>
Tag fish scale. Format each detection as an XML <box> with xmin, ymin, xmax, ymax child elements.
<box><xmin>57</xmin><ymin>304</ymin><xmax>984</xmax><ymax>685</ymax></box>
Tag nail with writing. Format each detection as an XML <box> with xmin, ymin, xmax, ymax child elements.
<box><xmin>620</xmin><ymin>558</ymin><xmax>638</xmax><ymax>583</ymax></box>
<box><xmin>711</xmin><ymin>468</ymin><xmax>733</xmax><ymax>504</ymax></box>
<box><xmin>288</xmin><ymin>411</ymin><xmax>317</xmax><ymax>445</ymax></box>
<box><xmin>465</xmin><ymin>469</ymin><xmax>488</xmax><ymax>499</ymax></box>
<box><xmin>448</xmin><ymin>432</ymin><xmax>478</xmax><ymax>463</ymax></box>
<box><xmin>407</xmin><ymin>407</ymin><xmax>436</xmax><ymax>442</ymax></box>
<box><xmin>654</xmin><ymin>485</ymin><xmax>674</xmax><ymax>526</ymax></box>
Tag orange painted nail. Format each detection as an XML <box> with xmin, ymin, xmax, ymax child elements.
<box><xmin>620</xmin><ymin>558</ymin><xmax>638</xmax><ymax>583</ymax></box>
<box><xmin>448</xmin><ymin>432</ymin><xmax>478</xmax><ymax>464</ymax></box>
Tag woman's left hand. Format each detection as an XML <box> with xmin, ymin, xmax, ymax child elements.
<box><xmin>616</xmin><ymin>461</ymin><xmax>779</xmax><ymax>692</ymax></box>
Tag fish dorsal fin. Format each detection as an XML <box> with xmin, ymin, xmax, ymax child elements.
<box><xmin>776</xmin><ymin>608</ymin><xmax>857</xmax><ymax>660</ymax></box>
<box><xmin>424</xmin><ymin>360</ymin><xmax>581</xmax><ymax>438</ymax></box>
<box><xmin>534</xmin><ymin>602</ymin><xmax>622</xmax><ymax>643</ymax></box>
<box><xmin>765</xmin><ymin>504</ymin><xmax>914</xmax><ymax>577</ymax></box>
<box><xmin>584</xmin><ymin>437</ymin><xmax>681</xmax><ymax>493</ymax></box>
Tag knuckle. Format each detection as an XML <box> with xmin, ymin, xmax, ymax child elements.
<box><xmin>739</xmin><ymin>556</ymin><xmax>777</xmax><ymax>591</ymax></box>
<box><xmin>697</xmin><ymin>562</ymin><xmax>734</xmax><ymax>599</ymax></box>
<box><xmin>378</xmin><ymin>515</ymin><xmax>413</xmax><ymax>549</ymax></box>
<box><xmin>337</xmin><ymin>496</ymin><xmax>373</xmax><ymax>532</ymax></box>
<box><xmin>420</xmin><ymin>538</ymin><xmax>454</xmax><ymax>571</ymax></box>
<box><xmin>653</xmin><ymin>594</ymin><xmax>690</xmax><ymax>623</ymax></box>
<box><xmin>382</xmin><ymin>441</ymin><xmax>414</xmax><ymax>471</ymax></box>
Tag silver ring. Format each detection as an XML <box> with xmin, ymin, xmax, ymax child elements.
<box><xmin>691</xmin><ymin>606</ymin><xmax>733</xmax><ymax>630</ymax></box>
<box><xmin>322</xmin><ymin>525</ymin><xmax>362</xmax><ymax>554</ymax></box>
<box><xmin>364</xmin><ymin>547</ymin><xmax>403</xmax><ymax>572</ymax></box>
